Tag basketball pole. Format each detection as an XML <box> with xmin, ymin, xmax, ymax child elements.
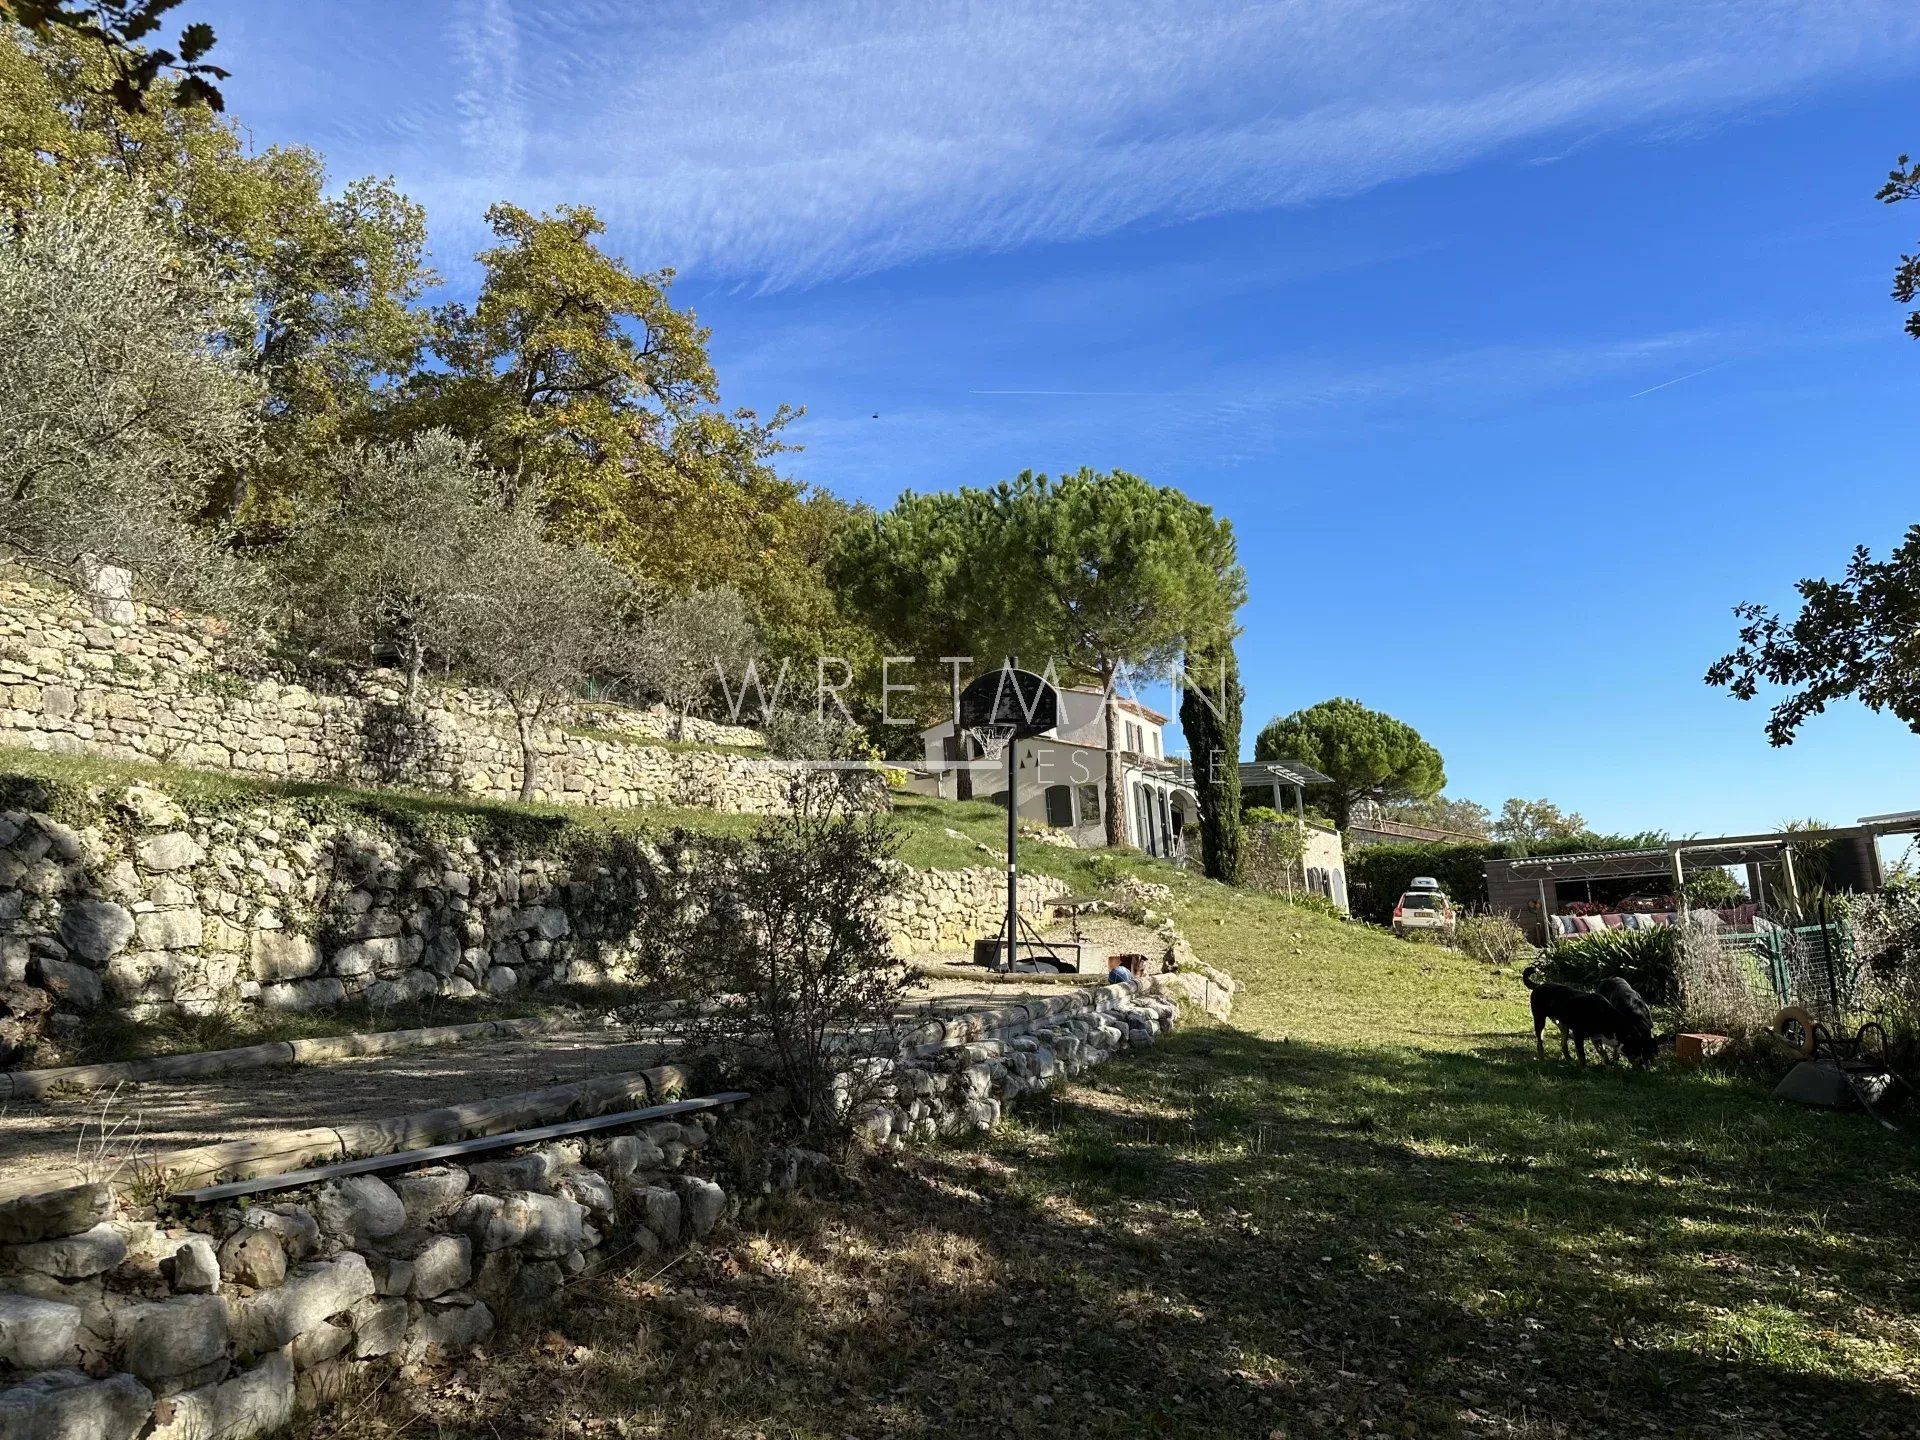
<box><xmin>1003</xmin><ymin>734</ymin><xmax>1018</xmax><ymax>970</ymax></box>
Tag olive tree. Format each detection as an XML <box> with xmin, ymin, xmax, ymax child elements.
<box><xmin>449</xmin><ymin>516</ymin><xmax>628</xmax><ymax>801</ymax></box>
<box><xmin>0</xmin><ymin>186</ymin><xmax>260</xmax><ymax>613</ymax></box>
<box><xmin>610</xmin><ymin>583</ymin><xmax>758</xmax><ymax>740</ymax></box>
<box><xmin>278</xmin><ymin>430</ymin><xmax>499</xmax><ymax>707</ymax></box>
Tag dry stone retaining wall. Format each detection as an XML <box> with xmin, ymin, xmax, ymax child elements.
<box><xmin>0</xmin><ymin>787</ymin><xmax>1067</xmax><ymax>1063</ymax></box>
<box><xmin>0</xmin><ymin>571</ymin><xmax>786</xmax><ymax>812</ymax></box>
<box><xmin>0</xmin><ymin>984</ymin><xmax>1184</xmax><ymax>1440</ymax></box>
<box><xmin>877</xmin><ymin>862</ymin><xmax>1067</xmax><ymax>955</ymax></box>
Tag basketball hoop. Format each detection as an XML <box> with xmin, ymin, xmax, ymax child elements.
<box><xmin>952</xmin><ymin>665</ymin><xmax>1077</xmax><ymax>974</ymax></box>
<box><xmin>965</xmin><ymin>722</ymin><xmax>1017</xmax><ymax>764</ymax></box>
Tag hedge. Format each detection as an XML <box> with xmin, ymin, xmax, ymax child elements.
<box><xmin>1345</xmin><ymin>834</ymin><xmax>1663</xmax><ymax>926</ymax></box>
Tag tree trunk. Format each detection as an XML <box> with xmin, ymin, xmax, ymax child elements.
<box><xmin>404</xmin><ymin>639</ymin><xmax>426</xmax><ymax>712</ymax></box>
<box><xmin>1331</xmin><ymin>790</ymin><xmax>1352</xmax><ymax>831</ymax></box>
<box><xmin>1102</xmin><ymin>663</ymin><xmax>1128</xmax><ymax>848</ymax></box>
<box><xmin>515</xmin><ymin>708</ymin><xmax>540</xmax><ymax>802</ymax></box>
<box><xmin>674</xmin><ymin>702</ymin><xmax>688</xmax><ymax>742</ymax></box>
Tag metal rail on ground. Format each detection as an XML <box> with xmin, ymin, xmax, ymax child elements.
<box><xmin>171</xmin><ymin>1091</ymin><xmax>752</xmax><ymax>1205</ymax></box>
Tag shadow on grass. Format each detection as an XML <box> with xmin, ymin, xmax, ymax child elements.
<box><xmin>318</xmin><ymin>1026</ymin><xmax>1920</xmax><ymax>1440</ymax></box>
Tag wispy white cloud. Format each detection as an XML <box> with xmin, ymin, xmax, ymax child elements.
<box><xmin>237</xmin><ymin>0</ymin><xmax>1920</xmax><ymax>290</ymax></box>
<box><xmin>790</xmin><ymin>325</ymin><xmax>1739</xmax><ymax>494</ymax></box>
<box><xmin>450</xmin><ymin>0</ymin><xmax>526</xmax><ymax>178</ymax></box>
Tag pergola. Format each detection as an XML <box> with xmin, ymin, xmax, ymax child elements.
<box><xmin>1237</xmin><ymin>759</ymin><xmax>1333</xmax><ymax>824</ymax></box>
<box><xmin>1485</xmin><ymin>813</ymin><xmax>1920</xmax><ymax>942</ymax></box>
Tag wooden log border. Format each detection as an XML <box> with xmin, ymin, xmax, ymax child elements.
<box><xmin>171</xmin><ymin>1092</ymin><xmax>752</xmax><ymax>1205</ymax></box>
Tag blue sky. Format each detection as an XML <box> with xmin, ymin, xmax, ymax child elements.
<box><xmin>196</xmin><ymin>0</ymin><xmax>1920</xmax><ymax>840</ymax></box>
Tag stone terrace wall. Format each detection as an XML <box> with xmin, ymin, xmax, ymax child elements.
<box><xmin>0</xmin><ymin>571</ymin><xmax>788</xmax><ymax>812</ymax></box>
<box><xmin>0</xmin><ymin>786</ymin><xmax>1064</xmax><ymax>1064</ymax></box>
<box><xmin>0</xmin><ymin>986</ymin><xmax>1182</xmax><ymax>1439</ymax></box>
<box><xmin>878</xmin><ymin>863</ymin><xmax>1068</xmax><ymax>955</ymax></box>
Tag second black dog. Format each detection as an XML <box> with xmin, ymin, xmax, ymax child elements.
<box><xmin>1596</xmin><ymin>975</ymin><xmax>1657</xmax><ymax>1066</ymax></box>
<box><xmin>1522</xmin><ymin>964</ymin><xmax>1641</xmax><ymax>1065</ymax></box>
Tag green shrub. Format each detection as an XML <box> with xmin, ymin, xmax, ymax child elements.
<box><xmin>1682</xmin><ymin>867</ymin><xmax>1747</xmax><ymax>908</ymax></box>
<box><xmin>1540</xmin><ymin>926</ymin><xmax>1680</xmax><ymax>1005</ymax></box>
<box><xmin>1456</xmin><ymin>915</ymin><xmax>1532</xmax><ymax>967</ymax></box>
<box><xmin>1277</xmin><ymin>891</ymin><xmax>1343</xmax><ymax>919</ymax></box>
<box><xmin>1243</xmin><ymin>805</ymin><xmax>1283</xmax><ymax>826</ymax></box>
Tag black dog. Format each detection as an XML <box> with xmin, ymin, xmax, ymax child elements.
<box><xmin>1522</xmin><ymin>964</ymin><xmax>1644</xmax><ymax>1065</ymax></box>
<box><xmin>1596</xmin><ymin>976</ymin><xmax>1657</xmax><ymax>1067</ymax></box>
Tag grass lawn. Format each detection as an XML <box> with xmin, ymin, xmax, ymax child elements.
<box><xmin>319</xmin><ymin>881</ymin><xmax>1920</xmax><ymax>1440</ymax></box>
<box><xmin>10</xmin><ymin>743</ymin><xmax>1915</xmax><ymax>1434</ymax></box>
<box><xmin>0</xmin><ymin>741</ymin><xmax>1141</xmax><ymax>878</ymax></box>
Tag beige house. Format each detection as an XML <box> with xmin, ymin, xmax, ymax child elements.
<box><xmin>913</xmin><ymin>687</ymin><xmax>1199</xmax><ymax>858</ymax></box>
<box><xmin>1234</xmin><ymin>760</ymin><xmax>1351</xmax><ymax>913</ymax></box>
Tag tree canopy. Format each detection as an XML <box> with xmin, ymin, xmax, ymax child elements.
<box><xmin>1</xmin><ymin>23</ymin><xmax>436</xmax><ymax>526</ymax></box>
<box><xmin>1489</xmin><ymin>796</ymin><xmax>1588</xmax><ymax>845</ymax></box>
<box><xmin>1254</xmin><ymin>698</ymin><xmax>1444</xmax><ymax>831</ymax></box>
<box><xmin>0</xmin><ymin>0</ymin><xmax>226</xmax><ymax>111</ymax></box>
<box><xmin>835</xmin><ymin>468</ymin><xmax>1245</xmax><ymax>843</ymax></box>
<box><xmin>0</xmin><ymin>187</ymin><xmax>259</xmax><ymax>612</ymax></box>
<box><xmin>1702</xmin><ymin>156</ymin><xmax>1920</xmax><ymax>746</ymax></box>
<box><xmin>1879</xmin><ymin>152</ymin><xmax>1920</xmax><ymax>339</ymax></box>
<box><xmin>1705</xmin><ymin>526</ymin><xmax>1920</xmax><ymax>744</ymax></box>
<box><xmin>403</xmin><ymin>200</ymin><xmax>848</xmax><ymax>655</ymax></box>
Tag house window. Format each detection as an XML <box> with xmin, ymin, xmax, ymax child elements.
<box><xmin>1077</xmin><ymin>783</ymin><xmax>1102</xmax><ymax>825</ymax></box>
<box><xmin>1044</xmin><ymin>784</ymin><xmax>1074</xmax><ymax>828</ymax></box>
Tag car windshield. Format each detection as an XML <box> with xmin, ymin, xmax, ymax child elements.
<box><xmin>1400</xmin><ymin>894</ymin><xmax>1441</xmax><ymax>910</ymax></box>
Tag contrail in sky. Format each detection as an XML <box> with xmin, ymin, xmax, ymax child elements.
<box><xmin>1627</xmin><ymin>361</ymin><xmax>1728</xmax><ymax>398</ymax></box>
<box><xmin>969</xmin><ymin>389</ymin><xmax>1201</xmax><ymax>397</ymax></box>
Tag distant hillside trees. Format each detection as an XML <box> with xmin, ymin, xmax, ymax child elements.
<box><xmin>1382</xmin><ymin>794</ymin><xmax>1492</xmax><ymax>837</ymax></box>
<box><xmin>1490</xmin><ymin>796</ymin><xmax>1589</xmax><ymax>845</ymax></box>
<box><xmin>1255</xmin><ymin>698</ymin><xmax>1445</xmax><ymax>831</ymax></box>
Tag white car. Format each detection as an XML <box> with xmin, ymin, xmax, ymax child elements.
<box><xmin>1392</xmin><ymin>888</ymin><xmax>1457</xmax><ymax>938</ymax></box>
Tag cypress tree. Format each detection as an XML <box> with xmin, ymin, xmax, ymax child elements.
<box><xmin>1180</xmin><ymin>632</ymin><xmax>1243</xmax><ymax>884</ymax></box>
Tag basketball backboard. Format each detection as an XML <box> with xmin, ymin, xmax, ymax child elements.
<box><xmin>956</xmin><ymin>666</ymin><xmax>1059</xmax><ymax>739</ymax></box>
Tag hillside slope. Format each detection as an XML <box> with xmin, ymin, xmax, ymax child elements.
<box><xmin>314</xmin><ymin>873</ymin><xmax>1920</xmax><ymax>1440</ymax></box>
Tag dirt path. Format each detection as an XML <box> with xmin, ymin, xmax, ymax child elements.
<box><xmin>0</xmin><ymin>976</ymin><xmax>1065</xmax><ymax>1196</ymax></box>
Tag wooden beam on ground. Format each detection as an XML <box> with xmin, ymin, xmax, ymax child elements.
<box><xmin>170</xmin><ymin>1092</ymin><xmax>752</xmax><ymax>1205</ymax></box>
